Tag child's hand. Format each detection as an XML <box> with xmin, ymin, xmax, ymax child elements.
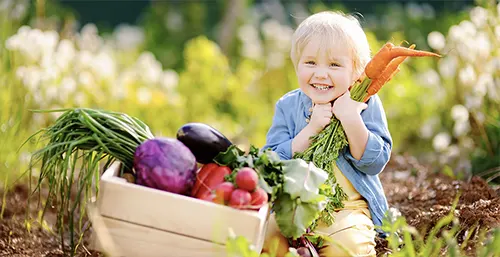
<box><xmin>332</xmin><ymin>91</ymin><xmax>368</xmax><ymax>122</ymax></box>
<box><xmin>308</xmin><ymin>103</ymin><xmax>333</xmax><ymax>133</ymax></box>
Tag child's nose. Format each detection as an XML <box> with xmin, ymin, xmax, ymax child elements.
<box><xmin>314</xmin><ymin>69</ymin><xmax>328</xmax><ymax>79</ymax></box>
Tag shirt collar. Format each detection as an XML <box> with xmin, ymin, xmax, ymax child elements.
<box><xmin>299</xmin><ymin>89</ymin><xmax>313</xmax><ymax>119</ymax></box>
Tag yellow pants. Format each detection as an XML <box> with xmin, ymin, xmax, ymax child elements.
<box><xmin>263</xmin><ymin>163</ymin><xmax>376</xmax><ymax>257</ymax></box>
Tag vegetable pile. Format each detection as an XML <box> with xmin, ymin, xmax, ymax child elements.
<box><xmin>24</xmin><ymin>111</ymin><xmax>278</xmax><ymax>254</ymax></box>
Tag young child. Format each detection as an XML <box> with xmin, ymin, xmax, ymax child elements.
<box><xmin>262</xmin><ymin>11</ymin><xmax>392</xmax><ymax>257</ymax></box>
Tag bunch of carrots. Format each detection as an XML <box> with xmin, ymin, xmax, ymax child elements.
<box><xmin>294</xmin><ymin>42</ymin><xmax>441</xmax><ymax>226</ymax></box>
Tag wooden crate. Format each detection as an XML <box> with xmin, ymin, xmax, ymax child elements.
<box><xmin>89</xmin><ymin>162</ymin><xmax>270</xmax><ymax>257</ymax></box>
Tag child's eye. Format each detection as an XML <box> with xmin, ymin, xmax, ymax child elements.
<box><xmin>330</xmin><ymin>63</ymin><xmax>340</xmax><ymax>67</ymax></box>
<box><xmin>305</xmin><ymin>61</ymin><xmax>316</xmax><ymax>65</ymax></box>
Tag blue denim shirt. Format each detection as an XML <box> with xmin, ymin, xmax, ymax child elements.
<box><xmin>262</xmin><ymin>88</ymin><xmax>392</xmax><ymax>227</ymax></box>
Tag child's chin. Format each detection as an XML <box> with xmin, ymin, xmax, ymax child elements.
<box><xmin>310</xmin><ymin>94</ymin><xmax>335</xmax><ymax>104</ymax></box>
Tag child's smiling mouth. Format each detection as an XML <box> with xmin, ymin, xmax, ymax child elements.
<box><xmin>310</xmin><ymin>83</ymin><xmax>333</xmax><ymax>91</ymax></box>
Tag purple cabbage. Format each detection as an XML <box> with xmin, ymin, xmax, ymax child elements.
<box><xmin>134</xmin><ymin>138</ymin><xmax>197</xmax><ymax>195</ymax></box>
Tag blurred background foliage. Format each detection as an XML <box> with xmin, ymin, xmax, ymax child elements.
<box><xmin>0</xmin><ymin>0</ymin><xmax>499</xmax><ymax>187</ymax></box>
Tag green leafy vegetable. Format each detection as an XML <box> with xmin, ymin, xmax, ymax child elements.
<box><xmin>274</xmin><ymin>193</ymin><xmax>325</xmax><ymax>240</ymax></box>
<box><xmin>282</xmin><ymin>159</ymin><xmax>328</xmax><ymax>202</ymax></box>
<box><xmin>214</xmin><ymin>145</ymin><xmax>285</xmax><ymax>201</ymax></box>
<box><xmin>214</xmin><ymin>146</ymin><xmax>329</xmax><ymax>240</ymax></box>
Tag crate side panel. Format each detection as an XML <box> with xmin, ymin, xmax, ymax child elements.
<box><xmin>92</xmin><ymin>217</ymin><xmax>227</xmax><ymax>257</ymax></box>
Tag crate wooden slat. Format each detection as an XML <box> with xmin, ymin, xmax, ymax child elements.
<box><xmin>90</xmin><ymin>162</ymin><xmax>270</xmax><ymax>256</ymax></box>
<box><xmin>93</xmin><ymin>216</ymin><xmax>226</xmax><ymax>257</ymax></box>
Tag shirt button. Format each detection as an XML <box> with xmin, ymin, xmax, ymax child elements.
<box><xmin>306</xmin><ymin>118</ymin><xmax>310</xmax><ymax>123</ymax></box>
<box><xmin>309</xmin><ymin>107</ymin><xmax>313</xmax><ymax>112</ymax></box>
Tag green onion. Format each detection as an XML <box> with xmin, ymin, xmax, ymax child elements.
<box><xmin>22</xmin><ymin>108</ymin><xmax>154</xmax><ymax>255</ymax></box>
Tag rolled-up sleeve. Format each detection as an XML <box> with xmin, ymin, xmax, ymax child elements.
<box><xmin>344</xmin><ymin>94</ymin><xmax>393</xmax><ymax>175</ymax></box>
<box><xmin>262</xmin><ymin>101</ymin><xmax>293</xmax><ymax>160</ymax></box>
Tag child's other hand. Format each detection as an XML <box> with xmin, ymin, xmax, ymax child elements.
<box><xmin>332</xmin><ymin>91</ymin><xmax>367</xmax><ymax>122</ymax></box>
<box><xmin>309</xmin><ymin>103</ymin><xmax>333</xmax><ymax>133</ymax></box>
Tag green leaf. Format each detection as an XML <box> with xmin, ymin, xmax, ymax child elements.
<box><xmin>213</xmin><ymin>145</ymin><xmax>245</xmax><ymax>167</ymax></box>
<box><xmin>225</xmin><ymin>235</ymin><xmax>260</xmax><ymax>257</ymax></box>
<box><xmin>274</xmin><ymin>193</ymin><xmax>324</xmax><ymax>239</ymax></box>
<box><xmin>282</xmin><ymin>159</ymin><xmax>328</xmax><ymax>202</ymax></box>
<box><xmin>258</xmin><ymin>175</ymin><xmax>273</xmax><ymax>194</ymax></box>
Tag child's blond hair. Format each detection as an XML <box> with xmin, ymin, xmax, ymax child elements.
<box><xmin>290</xmin><ymin>11</ymin><xmax>371</xmax><ymax>80</ymax></box>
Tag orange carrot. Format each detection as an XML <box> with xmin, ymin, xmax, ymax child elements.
<box><xmin>365</xmin><ymin>42</ymin><xmax>441</xmax><ymax>79</ymax></box>
<box><xmin>363</xmin><ymin>45</ymin><xmax>417</xmax><ymax>102</ymax></box>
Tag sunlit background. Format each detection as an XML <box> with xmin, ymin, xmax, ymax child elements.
<box><xmin>0</xmin><ymin>0</ymin><xmax>499</xmax><ymax>187</ymax></box>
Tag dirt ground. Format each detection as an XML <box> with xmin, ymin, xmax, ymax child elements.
<box><xmin>1</xmin><ymin>154</ymin><xmax>499</xmax><ymax>257</ymax></box>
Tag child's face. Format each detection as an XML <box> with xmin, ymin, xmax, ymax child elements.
<box><xmin>296</xmin><ymin>37</ymin><xmax>355</xmax><ymax>104</ymax></box>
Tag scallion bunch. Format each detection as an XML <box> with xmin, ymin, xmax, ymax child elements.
<box><xmin>24</xmin><ymin>108</ymin><xmax>154</xmax><ymax>255</ymax></box>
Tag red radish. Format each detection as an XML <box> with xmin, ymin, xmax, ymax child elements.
<box><xmin>214</xmin><ymin>182</ymin><xmax>235</xmax><ymax>202</ymax></box>
<box><xmin>250</xmin><ymin>188</ymin><xmax>268</xmax><ymax>208</ymax></box>
<box><xmin>228</xmin><ymin>189</ymin><xmax>251</xmax><ymax>209</ymax></box>
<box><xmin>235</xmin><ymin>167</ymin><xmax>258</xmax><ymax>191</ymax></box>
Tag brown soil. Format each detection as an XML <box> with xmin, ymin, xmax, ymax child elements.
<box><xmin>1</xmin><ymin>154</ymin><xmax>499</xmax><ymax>257</ymax></box>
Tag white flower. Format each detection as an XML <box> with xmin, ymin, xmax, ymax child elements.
<box><xmin>113</xmin><ymin>24</ymin><xmax>145</xmax><ymax>50</ymax></box>
<box><xmin>419</xmin><ymin>69</ymin><xmax>440</xmax><ymax>87</ymax></box>
<box><xmin>476</xmin><ymin>32</ymin><xmax>491</xmax><ymax>60</ymax></box>
<box><xmin>74</xmin><ymin>92</ymin><xmax>86</xmax><ymax>106</ymax></box>
<box><xmin>92</xmin><ymin>51</ymin><xmax>116</xmax><ymax>79</ymax></box>
<box><xmin>137</xmin><ymin>52</ymin><xmax>162</xmax><ymax>84</ymax></box>
<box><xmin>11</xmin><ymin>0</ymin><xmax>28</xmax><ymax>20</ymax></box>
<box><xmin>421</xmin><ymin>3</ymin><xmax>436</xmax><ymax>20</ymax></box>
<box><xmin>459</xmin><ymin>20</ymin><xmax>477</xmax><ymax>37</ymax></box>
<box><xmin>0</xmin><ymin>0</ymin><xmax>12</xmax><ymax>11</ymax></box>
<box><xmin>16</xmin><ymin>66</ymin><xmax>41</xmax><ymax>91</ymax></box>
<box><xmin>381</xmin><ymin>14</ymin><xmax>400</xmax><ymax>31</ymax></box>
<box><xmin>474</xmin><ymin>73</ymin><xmax>494</xmax><ymax>97</ymax></box>
<box><xmin>438</xmin><ymin>56</ymin><xmax>458</xmax><ymax>78</ymax></box>
<box><xmin>241</xmin><ymin>43</ymin><xmax>263</xmax><ymax>60</ymax></box>
<box><xmin>420</xmin><ymin>116</ymin><xmax>439</xmax><ymax>139</ymax></box>
<box><xmin>267</xmin><ymin>51</ymin><xmax>284</xmax><ymax>69</ymax></box>
<box><xmin>77</xmin><ymin>50</ymin><xmax>94</xmax><ymax>70</ymax></box>
<box><xmin>45</xmin><ymin>85</ymin><xmax>59</xmax><ymax>101</ymax></box>
<box><xmin>453</xmin><ymin>121</ymin><xmax>470</xmax><ymax>137</ymax></box>
<box><xmin>261</xmin><ymin>19</ymin><xmax>282</xmax><ymax>40</ymax></box>
<box><xmin>485</xmin><ymin>57</ymin><xmax>500</xmax><ymax>73</ymax></box>
<box><xmin>79</xmin><ymin>71</ymin><xmax>95</xmax><ymax>88</ymax></box>
<box><xmin>470</xmin><ymin>6</ymin><xmax>488</xmax><ymax>28</ymax></box>
<box><xmin>433</xmin><ymin>132</ymin><xmax>451</xmax><ymax>152</ymax></box>
<box><xmin>406</xmin><ymin>2</ymin><xmax>424</xmax><ymax>20</ymax></box>
<box><xmin>451</xmin><ymin>105</ymin><xmax>469</xmax><ymax>122</ymax></box>
<box><xmin>275</xmin><ymin>26</ymin><xmax>293</xmax><ymax>52</ymax></box>
<box><xmin>238</xmin><ymin>24</ymin><xmax>259</xmax><ymax>42</ymax></box>
<box><xmin>165</xmin><ymin>10</ymin><xmax>183</xmax><ymax>32</ymax></box>
<box><xmin>61</xmin><ymin>77</ymin><xmax>77</xmax><ymax>94</ymax></box>
<box><xmin>448</xmin><ymin>25</ymin><xmax>464</xmax><ymax>43</ymax></box>
<box><xmin>458</xmin><ymin>65</ymin><xmax>476</xmax><ymax>87</ymax></box>
<box><xmin>78</xmin><ymin>23</ymin><xmax>102</xmax><ymax>52</ymax></box>
<box><xmin>41</xmin><ymin>30</ymin><xmax>59</xmax><ymax>55</ymax></box>
<box><xmin>465</xmin><ymin>95</ymin><xmax>483</xmax><ymax>109</ymax></box>
<box><xmin>487</xmin><ymin>78</ymin><xmax>500</xmax><ymax>101</ymax></box>
<box><xmin>137</xmin><ymin>87</ymin><xmax>152</xmax><ymax>104</ymax></box>
<box><xmin>427</xmin><ymin>31</ymin><xmax>445</xmax><ymax>51</ymax></box>
<box><xmin>161</xmin><ymin>70</ymin><xmax>179</xmax><ymax>91</ymax></box>
<box><xmin>457</xmin><ymin>40</ymin><xmax>476</xmax><ymax>63</ymax></box>
<box><xmin>55</xmin><ymin>39</ymin><xmax>76</xmax><ymax>70</ymax></box>
<box><xmin>446</xmin><ymin>145</ymin><xmax>461</xmax><ymax>159</ymax></box>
